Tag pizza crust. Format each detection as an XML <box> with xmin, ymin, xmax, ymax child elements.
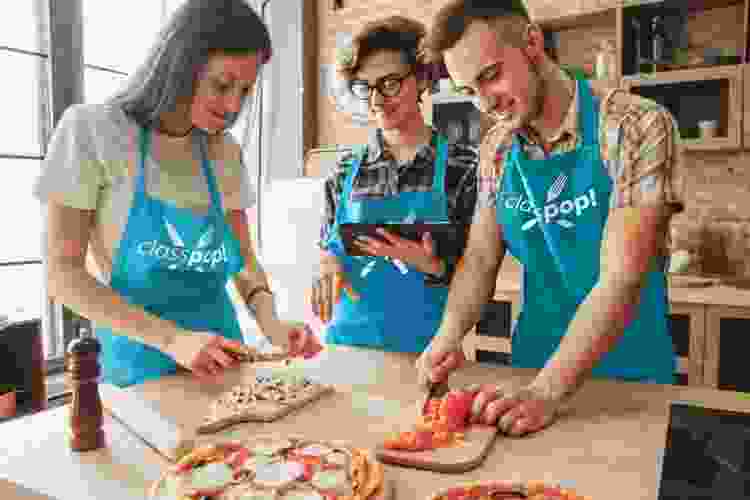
<box><xmin>198</xmin><ymin>376</ymin><xmax>334</xmax><ymax>433</ymax></box>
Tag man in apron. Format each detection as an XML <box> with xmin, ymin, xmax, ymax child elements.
<box><xmin>310</xmin><ymin>16</ymin><xmax>479</xmax><ymax>353</ymax></box>
<box><xmin>416</xmin><ymin>1</ymin><xmax>684</xmax><ymax>436</ymax></box>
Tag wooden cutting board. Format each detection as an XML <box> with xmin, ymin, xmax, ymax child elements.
<box><xmin>197</xmin><ymin>383</ymin><xmax>335</xmax><ymax>434</ymax></box>
<box><xmin>375</xmin><ymin>403</ymin><xmax>499</xmax><ymax>473</ymax></box>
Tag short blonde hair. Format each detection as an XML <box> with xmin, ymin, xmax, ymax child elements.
<box><xmin>336</xmin><ymin>16</ymin><xmax>428</xmax><ymax>82</ymax></box>
<box><xmin>424</xmin><ymin>0</ymin><xmax>531</xmax><ymax>64</ymax></box>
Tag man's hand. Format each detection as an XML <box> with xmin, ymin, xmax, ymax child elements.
<box><xmin>415</xmin><ymin>332</ymin><xmax>466</xmax><ymax>389</ymax></box>
<box><xmin>310</xmin><ymin>255</ymin><xmax>359</xmax><ymax>323</ymax></box>
<box><xmin>165</xmin><ymin>331</ymin><xmax>242</xmax><ymax>382</ymax></box>
<box><xmin>469</xmin><ymin>381</ymin><xmax>565</xmax><ymax>437</ymax></box>
<box><xmin>355</xmin><ymin>229</ymin><xmax>444</xmax><ymax>276</ymax></box>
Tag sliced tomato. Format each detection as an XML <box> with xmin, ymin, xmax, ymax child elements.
<box><xmin>443</xmin><ymin>487</ymin><xmax>472</xmax><ymax>500</ymax></box>
<box><xmin>542</xmin><ymin>487</ymin><xmax>563</xmax><ymax>497</ymax></box>
<box><xmin>225</xmin><ymin>447</ymin><xmax>249</xmax><ymax>470</ymax></box>
<box><xmin>382</xmin><ymin>438</ymin><xmax>403</xmax><ymax>450</ymax></box>
<box><xmin>401</xmin><ymin>431</ymin><xmax>417</xmax><ymax>450</ymax></box>
<box><xmin>413</xmin><ymin>430</ymin><xmax>434</xmax><ymax>450</ymax></box>
<box><xmin>432</xmin><ymin>431</ymin><xmax>453</xmax><ymax>447</ymax></box>
<box><xmin>322</xmin><ymin>493</ymin><xmax>338</xmax><ymax>500</ymax></box>
<box><xmin>302</xmin><ymin>462</ymin><xmax>315</xmax><ymax>481</ymax></box>
<box><xmin>440</xmin><ymin>391</ymin><xmax>475</xmax><ymax>432</ymax></box>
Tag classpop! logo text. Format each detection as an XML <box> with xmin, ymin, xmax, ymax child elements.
<box><xmin>136</xmin><ymin>218</ymin><xmax>228</xmax><ymax>272</ymax></box>
<box><xmin>501</xmin><ymin>174</ymin><xmax>598</xmax><ymax>231</ymax></box>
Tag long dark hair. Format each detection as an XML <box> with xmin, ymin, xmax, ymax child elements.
<box><xmin>109</xmin><ymin>0</ymin><xmax>272</xmax><ymax>130</ymax></box>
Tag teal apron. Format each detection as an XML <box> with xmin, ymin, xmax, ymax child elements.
<box><xmin>95</xmin><ymin>127</ymin><xmax>245</xmax><ymax>387</ymax></box>
<box><xmin>497</xmin><ymin>78</ymin><xmax>675</xmax><ymax>384</ymax></box>
<box><xmin>323</xmin><ymin>135</ymin><xmax>451</xmax><ymax>353</ymax></box>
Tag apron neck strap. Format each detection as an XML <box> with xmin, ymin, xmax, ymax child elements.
<box><xmin>193</xmin><ymin>130</ymin><xmax>225</xmax><ymax>214</ymax></box>
<box><xmin>137</xmin><ymin>126</ymin><xmax>225</xmax><ymax>215</ymax></box>
<box><xmin>432</xmin><ymin>133</ymin><xmax>448</xmax><ymax>193</ymax></box>
<box><xmin>136</xmin><ymin>126</ymin><xmax>150</xmax><ymax>197</ymax></box>
<box><xmin>577</xmin><ymin>78</ymin><xmax>599</xmax><ymax>147</ymax></box>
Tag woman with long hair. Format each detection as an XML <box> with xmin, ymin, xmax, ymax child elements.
<box><xmin>34</xmin><ymin>0</ymin><xmax>318</xmax><ymax>388</ymax></box>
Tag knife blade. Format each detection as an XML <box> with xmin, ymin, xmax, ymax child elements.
<box><xmin>99</xmin><ymin>383</ymin><xmax>195</xmax><ymax>463</ymax></box>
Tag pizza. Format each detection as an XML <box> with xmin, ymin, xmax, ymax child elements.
<box><xmin>382</xmin><ymin>388</ymin><xmax>478</xmax><ymax>451</ymax></box>
<box><xmin>428</xmin><ymin>480</ymin><xmax>592</xmax><ymax>500</ymax></box>
<box><xmin>199</xmin><ymin>371</ymin><xmax>334</xmax><ymax>433</ymax></box>
<box><xmin>150</xmin><ymin>435</ymin><xmax>389</xmax><ymax>500</ymax></box>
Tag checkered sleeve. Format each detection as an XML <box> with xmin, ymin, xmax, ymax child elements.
<box><xmin>600</xmin><ymin>92</ymin><xmax>685</xmax><ymax>213</ymax></box>
<box><xmin>318</xmin><ymin>152</ymin><xmax>355</xmax><ymax>251</ymax></box>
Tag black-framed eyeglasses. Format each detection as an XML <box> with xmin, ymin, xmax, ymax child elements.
<box><xmin>349</xmin><ymin>71</ymin><xmax>414</xmax><ymax>101</ymax></box>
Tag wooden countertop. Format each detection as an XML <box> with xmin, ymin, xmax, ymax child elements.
<box><xmin>2</xmin><ymin>347</ymin><xmax>750</xmax><ymax>500</ymax></box>
<box><xmin>494</xmin><ymin>259</ymin><xmax>750</xmax><ymax>308</ymax></box>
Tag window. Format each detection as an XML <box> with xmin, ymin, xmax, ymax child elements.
<box><xmin>82</xmin><ymin>0</ymin><xmax>166</xmax><ymax>105</ymax></box>
<box><xmin>0</xmin><ymin>1</ymin><xmax>47</xmax><ymax>54</ymax></box>
<box><xmin>0</xmin><ymin>1</ymin><xmax>47</xmax><ymax>328</ymax></box>
<box><xmin>83</xmin><ymin>67</ymin><xmax>126</xmax><ymax>105</ymax></box>
<box><xmin>0</xmin><ymin>51</ymin><xmax>46</xmax><ymax>157</ymax></box>
<box><xmin>82</xmin><ymin>0</ymin><xmax>164</xmax><ymax>75</ymax></box>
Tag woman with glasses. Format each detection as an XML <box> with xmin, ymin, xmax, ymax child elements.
<box><xmin>33</xmin><ymin>0</ymin><xmax>315</xmax><ymax>388</ymax></box>
<box><xmin>305</xmin><ymin>16</ymin><xmax>479</xmax><ymax>354</ymax></box>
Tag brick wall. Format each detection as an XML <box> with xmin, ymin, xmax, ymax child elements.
<box><xmin>310</xmin><ymin>1</ymin><xmax>750</xmax><ymax>277</ymax></box>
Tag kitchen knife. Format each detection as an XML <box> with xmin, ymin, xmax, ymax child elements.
<box><xmin>99</xmin><ymin>383</ymin><xmax>195</xmax><ymax>463</ymax></box>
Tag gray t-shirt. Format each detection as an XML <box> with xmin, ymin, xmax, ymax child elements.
<box><xmin>33</xmin><ymin>102</ymin><xmax>256</xmax><ymax>284</ymax></box>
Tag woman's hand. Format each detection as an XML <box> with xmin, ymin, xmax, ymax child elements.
<box><xmin>310</xmin><ymin>255</ymin><xmax>358</xmax><ymax>323</ymax></box>
<box><xmin>165</xmin><ymin>331</ymin><xmax>242</xmax><ymax>382</ymax></box>
<box><xmin>265</xmin><ymin>320</ymin><xmax>323</xmax><ymax>359</ymax></box>
<box><xmin>354</xmin><ymin>229</ymin><xmax>444</xmax><ymax>276</ymax></box>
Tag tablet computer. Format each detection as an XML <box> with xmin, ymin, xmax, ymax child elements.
<box><xmin>339</xmin><ymin>223</ymin><xmax>468</xmax><ymax>258</ymax></box>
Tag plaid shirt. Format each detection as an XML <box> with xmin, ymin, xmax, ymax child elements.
<box><xmin>479</xmin><ymin>67</ymin><xmax>685</xmax><ymax>253</ymax></box>
<box><xmin>320</xmin><ymin>128</ymin><xmax>479</xmax><ymax>287</ymax></box>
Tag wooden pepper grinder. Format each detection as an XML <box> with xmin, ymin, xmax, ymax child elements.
<box><xmin>67</xmin><ymin>323</ymin><xmax>106</xmax><ymax>452</ymax></box>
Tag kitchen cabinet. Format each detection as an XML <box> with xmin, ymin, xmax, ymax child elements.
<box><xmin>704</xmin><ymin>305</ymin><xmax>750</xmax><ymax>390</ymax></box>
<box><xmin>669</xmin><ymin>303</ymin><xmax>707</xmax><ymax>386</ymax></box>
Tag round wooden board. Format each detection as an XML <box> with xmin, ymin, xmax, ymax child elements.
<box><xmin>149</xmin><ymin>436</ymin><xmax>392</xmax><ymax>500</ymax></box>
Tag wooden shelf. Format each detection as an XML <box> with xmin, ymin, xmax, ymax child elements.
<box><xmin>623</xmin><ymin>0</ymin><xmax>743</xmax><ymax>12</ymax></box>
<box><xmin>621</xmin><ymin>64</ymin><xmax>743</xmax><ymax>151</ymax></box>
<box><xmin>622</xmin><ymin>63</ymin><xmax>741</xmax><ymax>85</ymax></box>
